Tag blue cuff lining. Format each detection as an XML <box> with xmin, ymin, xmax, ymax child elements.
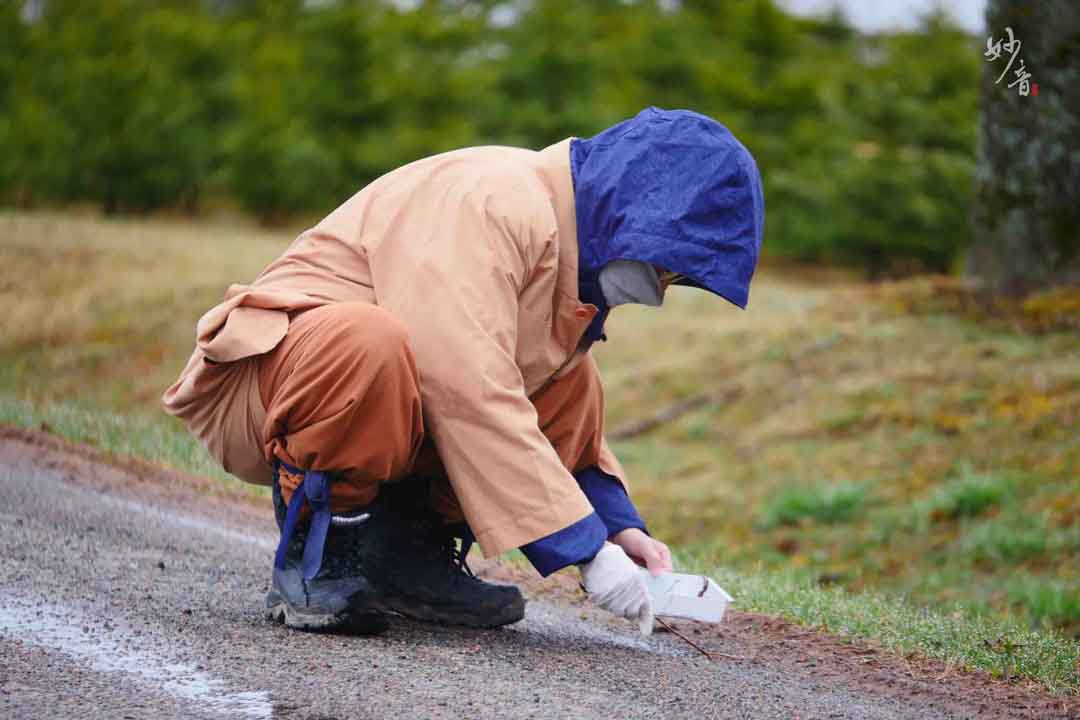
<box><xmin>518</xmin><ymin>466</ymin><xmax>647</xmax><ymax>576</ymax></box>
<box><xmin>576</xmin><ymin>466</ymin><xmax>648</xmax><ymax>537</ymax></box>
<box><xmin>520</xmin><ymin>512</ymin><xmax>607</xmax><ymax>577</ymax></box>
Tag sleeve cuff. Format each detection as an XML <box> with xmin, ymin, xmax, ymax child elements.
<box><xmin>574</xmin><ymin>466</ymin><xmax>648</xmax><ymax>537</ymax></box>
<box><xmin>519</xmin><ymin>512</ymin><xmax>607</xmax><ymax>577</ymax></box>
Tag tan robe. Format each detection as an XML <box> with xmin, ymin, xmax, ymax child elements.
<box><xmin>162</xmin><ymin>139</ymin><xmax>628</xmax><ymax>556</ymax></box>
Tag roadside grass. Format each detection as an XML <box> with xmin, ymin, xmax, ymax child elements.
<box><xmin>0</xmin><ymin>394</ymin><xmax>241</xmax><ymax>491</ymax></box>
<box><xmin>697</xmin><ymin>563</ymin><xmax>1080</xmax><ymax>694</ymax></box>
<box><xmin>3</xmin><ymin>212</ymin><xmax>1078</xmax><ymax>692</ymax></box>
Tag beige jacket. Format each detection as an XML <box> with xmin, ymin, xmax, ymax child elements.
<box><xmin>163</xmin><ymin>139</ymin><xmax>628</xmax><ymax>555</ymax></box>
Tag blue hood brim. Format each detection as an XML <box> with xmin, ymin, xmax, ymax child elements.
<box><xmin>571</xmin><ymin>107</ymin><xmax>765</xmax><ymax>309</ymax></box>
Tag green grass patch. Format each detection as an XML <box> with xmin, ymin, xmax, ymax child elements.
<box><xmin>759</xmin><ymin>483</ymin><xmax>867</xmax><ymax>528</ymax></box>
<box><xmin>959</xmin><ymin>514</ymin><xmax>1051</xmax><ymax>566</ymax></box>
<box><xmin>1006</xmin><ymin>576</ymin><xmax>1080</xmax><ymax>633</ymax></box>
<box><xmin>924</xmin><ymin>467</ymin><xmax>1013</xmax><ymax>522</ymax></box>
<box><xmin>898</xmin><ymin>464</ymin><xmax>1015</xmax><ymax>533</ymax></box>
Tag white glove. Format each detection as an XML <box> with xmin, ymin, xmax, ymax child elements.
<box><xmin>580</xmin><ymin>542</ymin><xmax>654</xmax><ymax>635</ymax></box>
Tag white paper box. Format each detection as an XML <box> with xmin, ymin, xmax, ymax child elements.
<box><xmin>639</xmin><ymin>569</ymin><xmax>734</xmax><ymax>623</ymax></box>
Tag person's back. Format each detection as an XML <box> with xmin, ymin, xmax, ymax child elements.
<box><xmin>252</xmin><ymin>145</ymin><xmax>548</xmax><ymax>305</ymax></box>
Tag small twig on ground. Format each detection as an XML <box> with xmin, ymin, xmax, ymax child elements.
<box><xmin>655</xmin><ymin>618</ymin><xmax>744</xmax><ymax>662</ymax></box>
<box><xmin>610</xmin><ymin>384</ymin><xmax>742</xmax><ymax>441</ymax></box>
<box><xmin>610</xmin><ymin>341</ymin><xmax>829</xmax><ymax>442</ymax></box>
<box><xmin>610</xmin><ymin>393</ymin><xmax>711</xmax><ymax>441</ymax></box>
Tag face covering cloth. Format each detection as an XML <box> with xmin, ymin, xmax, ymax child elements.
<box><xmin>598</xmin><ymin>259</ymin><xmax>664</xmax><ymax>307</ymax></box>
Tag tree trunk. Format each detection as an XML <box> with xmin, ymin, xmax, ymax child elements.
<box><xmin>969</xmin><ymin>0</ymin><xmax>1080</xmax><ymax>295</ymax></box>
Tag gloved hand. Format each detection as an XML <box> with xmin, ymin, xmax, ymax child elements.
<box><xmin>580</xmin><ymin>542</ymin><xmax>654</xmax><ymax>635</ymax></box>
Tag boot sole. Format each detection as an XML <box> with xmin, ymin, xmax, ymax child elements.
<box><xmin>266</xmin><ymin>590</ymin><xmax>389</xmax><ymax>635</ymax></box>
<box><xmin>379</xmin><ymin>595</ymin><xmax>526</xmax><ymax>629</ymax></box>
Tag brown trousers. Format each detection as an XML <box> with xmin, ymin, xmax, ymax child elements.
<box><xmin>257</xmin><ymin>302</ymin><xmax>607</xmax><ymax>519</ymax></box>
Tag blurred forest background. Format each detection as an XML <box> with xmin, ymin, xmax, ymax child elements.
<box><xmin>1</xmin><ymin>0</ymin><xmax>979</xmax><ymax>277</ymax></box>
<box><xmin>2</xmin><ymin>0</ymin><xmax>1078</xmax><ymax>680</ymax></box>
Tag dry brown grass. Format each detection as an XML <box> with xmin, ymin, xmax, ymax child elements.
<box><xmin>2</xmin><ymin>212</ymin><xmax>291</xmax><ymax>408</ymax></box>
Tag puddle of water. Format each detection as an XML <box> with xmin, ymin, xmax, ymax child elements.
<box><xmin>0</xmin><ymin>598</ymin><xmax>273</xmax><ymax>719</ymax></box>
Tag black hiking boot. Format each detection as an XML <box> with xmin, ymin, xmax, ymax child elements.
<box><xmin>265</xmin><ymin>470</ymin><xmax>389</xmax><ymax>635</ymax></box>
<box><xmin>358</xmin><ymin>478</ymin><xmax>526</xmax><ymax>629</ymax></box>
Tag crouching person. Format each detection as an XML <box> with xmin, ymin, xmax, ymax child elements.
<box><xmin>162</xmin><ymin>107</ymin><xmax>764</xmax><ymax>636</ymax></box>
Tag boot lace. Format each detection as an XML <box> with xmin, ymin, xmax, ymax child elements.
<box><xmin>413</xmin><ymin>517</ymin><xmax>477</xmax><ymax>580</ymax></box>
<box><xmin>445</xmin><ymin>532</ymin><xmax>476</xmax><ymax>578</ymax></box>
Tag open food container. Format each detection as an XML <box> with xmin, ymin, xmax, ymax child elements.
<box><xmin>639</xmin><ymin>570</ymin><xmax>734</xmax><ymax>623</ymax></box>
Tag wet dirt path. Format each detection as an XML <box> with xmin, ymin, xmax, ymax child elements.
<box><xmin>1</xmin><ymin>430</ymin><xmax>1074</xmax><ymax>720</ymax></box>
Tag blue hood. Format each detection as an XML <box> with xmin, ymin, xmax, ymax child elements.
<box><xmin>571</xmin><ymin>107</ymin><xmax>765</xmax><ymax>310</ymax></box>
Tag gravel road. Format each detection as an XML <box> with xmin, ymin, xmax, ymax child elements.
<box><xmin>1</xmin><ymin>431</ymin><xmax>1074</xmax><ymax>720</ymax></box>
